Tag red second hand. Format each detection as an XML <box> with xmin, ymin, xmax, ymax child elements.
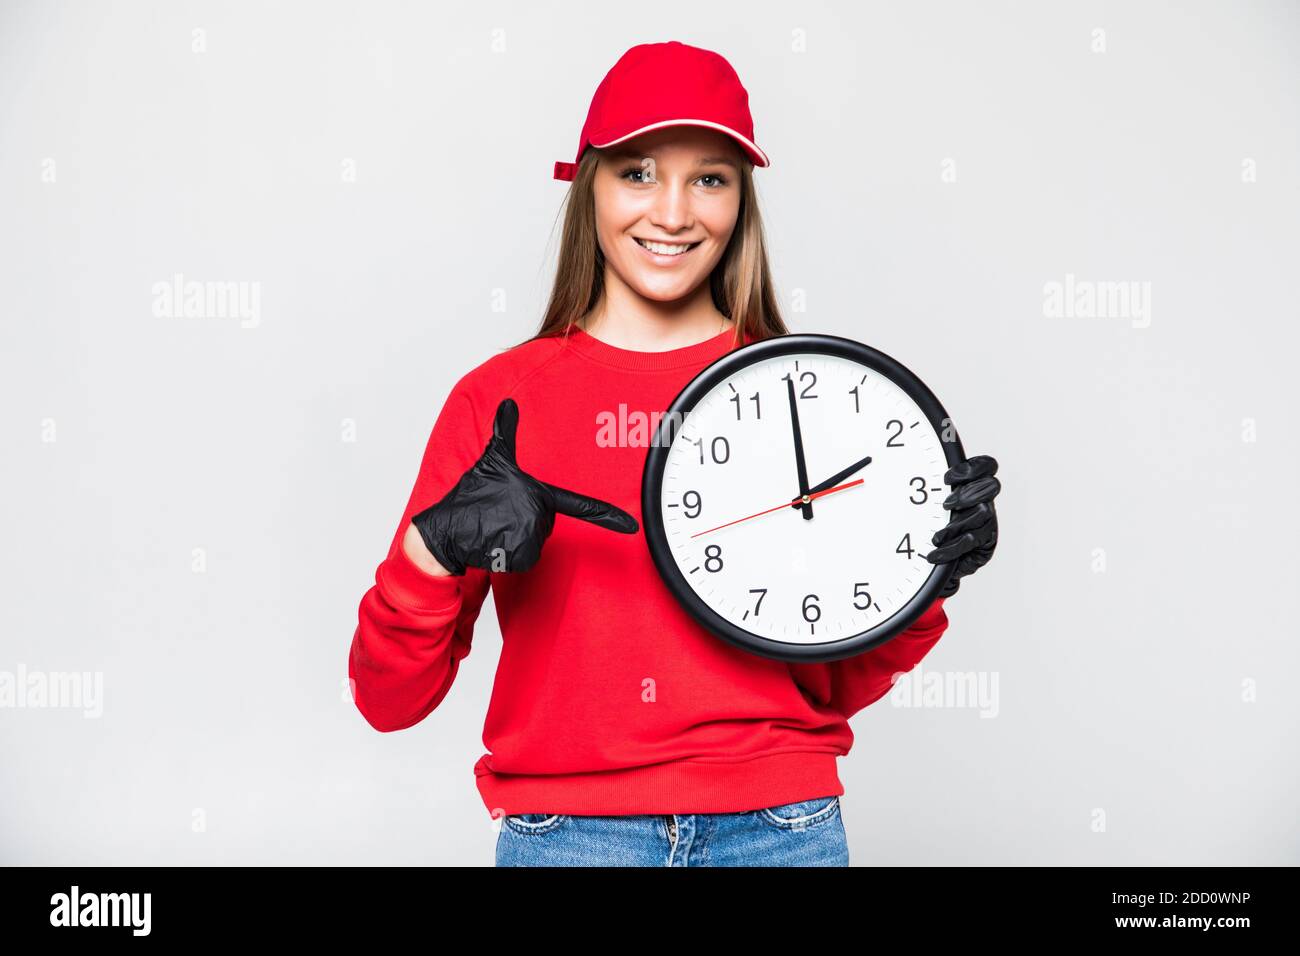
<box><xmin>688</xmin><ymin>478</ymin><xmax>865</xmax><ymax>538</ymax></box>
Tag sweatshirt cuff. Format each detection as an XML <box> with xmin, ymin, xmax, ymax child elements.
<box><xmin>380</xmin><ymin>543</ymin><xmax>464</xmax><ymax>613</ymax></box>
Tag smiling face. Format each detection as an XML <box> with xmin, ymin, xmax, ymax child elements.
<box><xmin>592</xmin><ymin>125</ymin><xmax>745</xmax><ymax>304</ymax></box>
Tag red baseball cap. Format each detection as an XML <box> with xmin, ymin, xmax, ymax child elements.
<box><xmin>553</xmin><ymin>40</ymin><xmax>770</xmax><ymax>181</ymax></box>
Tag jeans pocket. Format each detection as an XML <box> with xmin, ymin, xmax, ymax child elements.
<box><xmin>502</xmin><ymin>813</ymin><xmax>568</xmax><ymax>835</ymax></box>
<box><xmin>756</xmin><ymin>796</ymin><xmax>841</xmax><ymax>831</ymax></box>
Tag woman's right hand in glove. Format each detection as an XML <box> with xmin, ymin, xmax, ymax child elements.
<box><xmin>405</xmin><ymin>397</ymin><xmax>638</xmax><ymax>576</ymax></box>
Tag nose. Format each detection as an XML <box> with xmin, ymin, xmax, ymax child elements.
<box><xmin>647</xmin><ymin>177</ymin><xmax>694</xmax><ymax>234</ymax></box>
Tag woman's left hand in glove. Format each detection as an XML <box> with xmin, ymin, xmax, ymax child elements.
<box><xmin>926</xmin><ymin>454</ymin><xmax>1000</xmax><ymax>598</ymax></box>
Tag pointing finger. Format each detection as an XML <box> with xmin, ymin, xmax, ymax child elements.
<box><xmin>543</xmin><ymin>482</ymin><xmax>639</xmax><ymax>534</ymax></box>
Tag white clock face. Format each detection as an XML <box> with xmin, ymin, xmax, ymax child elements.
<box><xmin>657</xmin><ymin>351</ymin><xmax>951</xmax><ymax>648</ymax></box>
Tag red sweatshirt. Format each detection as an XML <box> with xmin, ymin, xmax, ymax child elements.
<box><xmin>348</xmin><ymin>325</ymin><xmax>950</xmax><ymax>817</ymax></box>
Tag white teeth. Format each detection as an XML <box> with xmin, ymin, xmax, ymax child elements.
<box><xmin>636</xmin><ymin>238</ymin><xmax>696</xmax><ymax>256</ymax></box>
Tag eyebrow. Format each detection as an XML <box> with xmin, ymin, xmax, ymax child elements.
<box><xmin>606</xmin><ymin>148</ymin><xmax>739</xmax><ymax>170</ymax></box>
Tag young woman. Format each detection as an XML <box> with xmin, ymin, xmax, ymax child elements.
<box><xmin>349</xmin><ymin>41</ymin><xmax>1000</xmax><ymax>867</ymax></box>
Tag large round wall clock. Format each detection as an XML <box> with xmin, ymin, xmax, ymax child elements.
<box><xmin>642</xmin><ymin>333</ymin><xmax>966</xmax><ymax>664</ymax></box>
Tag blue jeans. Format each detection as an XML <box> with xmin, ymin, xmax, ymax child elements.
<box><xmin>495</xmin><ymin>795</ymin><xmax>849</xmax><ymax>866</ymax></box>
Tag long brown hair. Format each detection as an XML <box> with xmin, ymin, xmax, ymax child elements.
<box><xmin>511</xmin><ymin>145</ymin><xmax>788</xmax><ymax>351</ymax></box>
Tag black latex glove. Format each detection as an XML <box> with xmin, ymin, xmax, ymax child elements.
<box><xmin>411</xmin><ymin>397</ymin><xmax>638</xmax><ymax>575</ymax></box>
<box><xmin>926</xmin><ymin>454</ymin><xmax>1000</xmax><ymax>598</ymax></box>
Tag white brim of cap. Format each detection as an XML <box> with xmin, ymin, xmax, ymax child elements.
<box><xmin>591</xmin><ymin>119</ymin><xmax>770</xmax><ymax>168</ymax></box>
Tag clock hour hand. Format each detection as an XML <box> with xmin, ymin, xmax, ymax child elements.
<box><xmin>785</xmin><ymin>374</ymin><xmax>814</xmax><ymax>521</ymax></box>
<box><xmin>803</xmin><ymin>454</ymin><xmax>873</xmax><ymax>500</ymax></box>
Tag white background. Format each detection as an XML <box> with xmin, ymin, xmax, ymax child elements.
<box><xmin>2</xmin><ymin>0</ymin><xmax>1297</xmax><ymax>864</ymax></box>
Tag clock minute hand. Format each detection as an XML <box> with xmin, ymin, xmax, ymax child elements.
<box><xmin>786</xmin><ymin>375</ymin><xmax>814</xmax><ymax>521</ymax></box>
<box><xmin>803</xmin><ymin>454</ymin><xmax>873</xmax><ymax>500</ymax></box>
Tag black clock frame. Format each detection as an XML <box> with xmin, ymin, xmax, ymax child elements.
<box><xmin>641</xmin><ymin>333</ymin><xmax>967</xmax><ymax>664</ymax></box>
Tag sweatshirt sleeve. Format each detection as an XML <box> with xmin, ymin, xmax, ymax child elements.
<box><xmin>348</xmin><ymin>380</ymin><xmax>493</xmax><ymax>733</ymax></box>
<box><xmin>786</xmin><ymin>597</ymin><xmax>950</xmax><ymax>721</ymax></box>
